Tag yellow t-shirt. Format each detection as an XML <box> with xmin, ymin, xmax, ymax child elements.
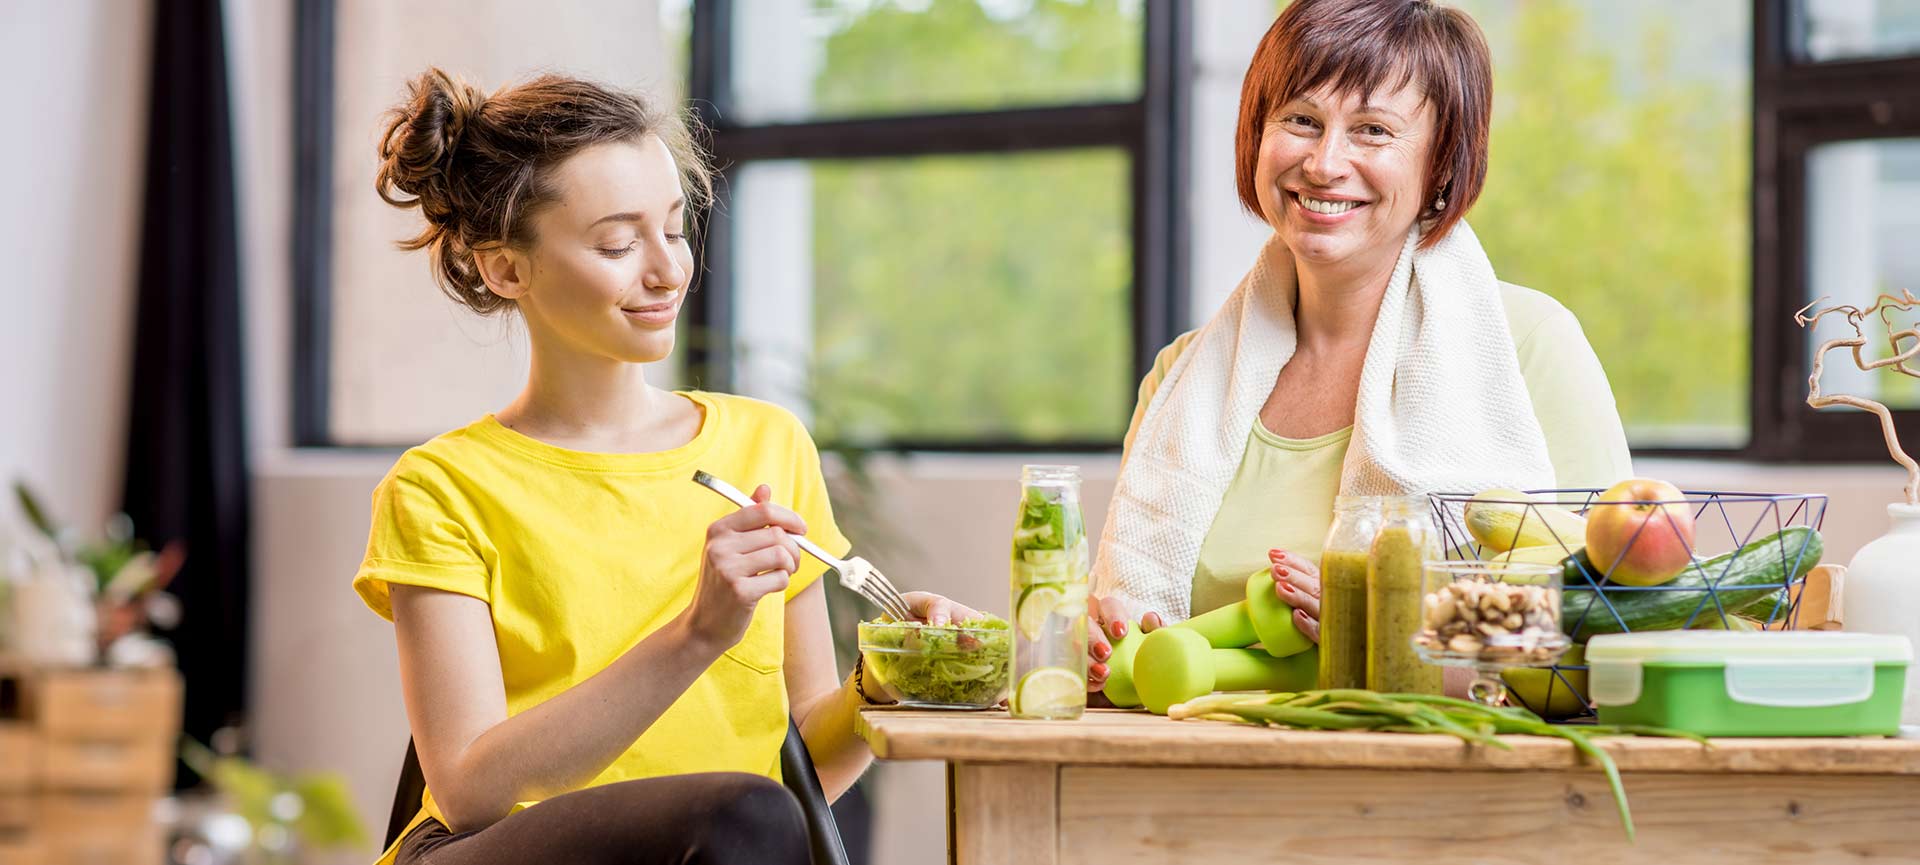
<box><xmin>353</xmin><ymin>391</ymin><xmax>849</xmax><ymax>863</ymax></box>
<box><xmin>1120</xmin><ymin>283</ymin><xmax>1635</xmax><ymax>615</ymax></box>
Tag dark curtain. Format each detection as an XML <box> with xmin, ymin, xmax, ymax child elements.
<box><xmin>122</xmin><ymin>0</ymin><xmax>250</xmax><ymax>780</ymax></box>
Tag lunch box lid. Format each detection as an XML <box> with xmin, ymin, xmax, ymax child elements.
<box><xmin>1585</xmin><ymin>631</ymin><xmax>1912</xmax><ymax>664</ymax></box>
<box><xmin>1586</xmin><ymin>632</ymin><xmax>1912</xmax><ymax>708</ymax></box>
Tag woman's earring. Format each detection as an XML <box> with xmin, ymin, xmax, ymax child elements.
<box><xmin>1432</xmin><ymin>195</ymin><xmax>1447</xmax><ymax>212</ymax></box>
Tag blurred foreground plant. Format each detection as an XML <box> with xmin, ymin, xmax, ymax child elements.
<box><xmin>176</xmin><ymin>737</ymin><xmax>368</xmax><ymax>864</ymax></box>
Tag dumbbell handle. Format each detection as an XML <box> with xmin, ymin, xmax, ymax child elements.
<box><xmin>1174</xmin><ymin>600</ymin><xmax>1258</xmax><ymax>647</ymax></box>
<box><xmin>1212</xmin><ymin>647</ymin><xmax>1314</xmax><ymax>692</ymax></box>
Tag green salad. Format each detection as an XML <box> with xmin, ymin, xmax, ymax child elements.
<box><xmin>860</xmin><ymin>615</ymin><xmax>1012</xmax><ymax>707</ymax></box>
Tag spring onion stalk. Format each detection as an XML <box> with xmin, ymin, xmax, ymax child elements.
<box><xmin>1166</xmin><ymin>689</ymin><xmax>1714</xmax><ymax>842</ymax></box>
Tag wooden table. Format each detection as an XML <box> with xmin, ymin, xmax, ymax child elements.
<box><xmin>857</xmin><ymin>708</ymin><xmax>1920</xmax><ymax>864</ymax></box>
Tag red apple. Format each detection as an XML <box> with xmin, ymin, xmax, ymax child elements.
<box><xmin>1584</xmin><ymin>478</ymin><xmax>1696</xmax><ymax>586</ymax></box>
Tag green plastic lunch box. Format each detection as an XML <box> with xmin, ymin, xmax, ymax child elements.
<box><xmin>1585</xmin><ymin>632</ymin><xmax>1912</xmax><ymax>737</ymax></box>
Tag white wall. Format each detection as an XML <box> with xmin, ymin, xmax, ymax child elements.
<box><xmin>0</xmin><ymin>1</ymin><xmax>151</xmax><ymax>532</ymax></box>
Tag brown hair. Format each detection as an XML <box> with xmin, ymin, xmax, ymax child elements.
<box><xmin>1234</xmin><ymin>0</ymin><xmax>1492</xmax><ymax>248</ymax></box>
<box><xmin>375</xmin><ymin>68</ymin><xmax>714</xmax><ymax>314</ymax></box>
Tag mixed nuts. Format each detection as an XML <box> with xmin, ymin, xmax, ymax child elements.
<box><xmin>1414</xmin><ymin>579</ymin><xmax>1567</xmax><ymax>664</ymax></box>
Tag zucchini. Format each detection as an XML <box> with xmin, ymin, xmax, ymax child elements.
<box><xmin>1560</xmin><ymin>527</ymin><xmax>1823</xmax><ymax>640</ymax></box>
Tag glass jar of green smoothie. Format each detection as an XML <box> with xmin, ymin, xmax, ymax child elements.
<box><xmin>1317</xmin><ymin>496</ymin><xmax>1384</xmax><ymax>690</ymax></box>
<box><xmin>1367</xmin><ymin>496</ymin><xmax>1444</xmax><ymax>694</ymax></box>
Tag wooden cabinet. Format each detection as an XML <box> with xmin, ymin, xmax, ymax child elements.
<box><xmin>0</xmin><ymin>724</ymin><xmax>36</xmax><ymax>793</ymax></box>
<box><xmin>0</xmin><ymin>795</ymin><xmax>35</xmax><ymax>833</ymax></box>
<box><xmin>0</xmin><ymin>659</ymin><xmax>178</xmax><ymax>865</ymax></box>
<box><xmin>36</xmin><ymin>669</ymin><xmax>184</xmax><ymax>743</ymax></box>
<box><xmin>0</xmin><ymin>834</ymin><xmax>48</xmax><ymax>865</ymax></box>
<box><xmin>42</xmin><ymin>739</ymin><xmax>174</xmax><ymax>793</ymax></box>
<box><xmin>42</xmin><ymin>794</ymin><xmax>164</xmax><ymax>865</ymax></box>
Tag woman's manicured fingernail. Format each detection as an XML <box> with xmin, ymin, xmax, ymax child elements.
<box><xmin>1093</xmin><ymin>642</ymin><xmax>1111</xmax><ymax>660</ymax></box>
<box><xmin>1112</xmin><ymin>622</ymin><xmax>1127</xmax><ymax>639</ymax></box>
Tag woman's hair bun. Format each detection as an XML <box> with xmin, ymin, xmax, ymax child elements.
<box><xmin>374</xmin><ymin>67</ymin><xmax>487</xmax><ymax>223</ymax></box>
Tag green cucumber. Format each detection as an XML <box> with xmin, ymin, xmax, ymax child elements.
<box><xmin>1560</xmin><ymin>527</ymin><xmax>1823</xmax><ymax>640</ymax></box>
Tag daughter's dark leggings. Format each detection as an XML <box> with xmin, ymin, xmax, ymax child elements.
<box><xmin>394</xmin><ymin>771</ymin><xmax>811</xmax><ymax>865</ymax></box>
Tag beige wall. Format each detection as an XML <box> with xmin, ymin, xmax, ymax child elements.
<box><xmin>0</xmin><ymin>1</ymin><xmax>151</xmax><ymax>531</ymax></box>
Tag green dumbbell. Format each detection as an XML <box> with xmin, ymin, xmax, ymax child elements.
<box><xmin>1100</xmin><ymin>626</ymin><xmax>1148</xmax><ymax>708</ymax></box>
<box><xmin>1133</xmin><ymin>628</ymin><xmax>1318</xmax><ymax>716</ymax></box>
<box><xmin>1175</xmin><ymin>570</ymin><xmax>1314</xmax><ymax>656</ymax></box>
<box><xmin>1099</xmin><ymin>570</ymin><xmax>1313</xmax><ymax>709</ymax></box>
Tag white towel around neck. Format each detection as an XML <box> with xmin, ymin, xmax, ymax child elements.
<box><xmin>1090</xmin><ymin>221</ymin><xmax>1555</xmax><ymax>620</ymax></box>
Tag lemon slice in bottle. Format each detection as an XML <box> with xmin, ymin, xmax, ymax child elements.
<box><xmin>1016</xmin><ymin>584</ymin><xmax>1063</xmax><ymax>640</ymax></box>
<box><xmin>1013</xmin><ymin>666</ymin><xmax>1085</xmax><ymax>718</ymax></box>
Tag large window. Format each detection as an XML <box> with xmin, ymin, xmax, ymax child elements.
<box><xmin>1448</xmin><ymin>0</ymin><xmax>1753</xmax><ymax>448</ymax></box>
<box><xmin>732</xmin><ymin>152</ymin><xmax>1133</xmax><ymax>444</ymax></box>
<box><xmin>1799</xmin><ymin>0</ymin><xmax>1920</xmax><ymax>62</ymax></box>
<box><xmin>684</xmin><ymin>0</ymin><xmax>1181</xmax><ymax>449</ymax></box>
<box><xmin>295</xmin><ymin>0</ymin><xmax>1920</xmax><ymax>460</ymax></box>
<box><xmin>1756</xmin><ymin>0</ymin><xmax>1920</xmax><ymax>460</ymax></box>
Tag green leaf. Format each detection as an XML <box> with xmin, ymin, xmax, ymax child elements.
<box><xmin>13</xmin><ymin>480</ymin><xmax>59</xmax><ymax>541</ymax></box>
<box><xmin>293</xmin><ymin>774</ymin><xmax>371</xmax><ymax>849</ymax></box>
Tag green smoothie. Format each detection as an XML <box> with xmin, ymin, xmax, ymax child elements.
<box><xmin>1367</xmin><ymin>525</ymin><xmax>1444</xmax><ymax>694</ymax></box>
<box><xmin>1317</xmin><ymin>549</ymin><xmax>1370</xmax><ymax>690</ymax></box>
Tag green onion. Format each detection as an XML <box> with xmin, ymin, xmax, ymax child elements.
<box><xmin>1166</xmin><ymin>689</ymin><xmax>1714</xmax><ymax>842</ymax></box>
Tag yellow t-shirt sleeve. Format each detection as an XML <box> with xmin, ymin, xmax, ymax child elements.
<box><xmin>353</xmin><ymin>464</ymin><xmax>490</xmax><ymax>621</ymax></box>
<box><xmin>779</xmin><ymin>416</ymin><xmax>851</xmax><ymax>602</ymax></box>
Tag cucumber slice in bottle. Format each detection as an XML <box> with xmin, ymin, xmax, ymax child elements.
<box><xmin>1023</xmin><ymin>548</ymin><xmax>1070</xmax><ymax>565</ymax></box>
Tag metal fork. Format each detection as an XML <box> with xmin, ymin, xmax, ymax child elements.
<box><xmin>691</xmin><ymin>470</ymin><xmax>918</xmax><ymax>622</ymax></box>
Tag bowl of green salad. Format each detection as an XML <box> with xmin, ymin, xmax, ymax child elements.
<box><xmin>858</xmin><ymin>615</ymin><xmax>1012</xmax><ymax>709</ymax></box>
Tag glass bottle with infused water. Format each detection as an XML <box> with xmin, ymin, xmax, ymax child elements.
<box><xmin>1368</xmin><ymin>495</ymin><xmax>1445</xmax><ymax>694</ymax></box>
<box><xmin>1009</xmin><ymin>465</ymin><xmax>1090</xmax><ymax>720</ymax></box>
<box><xmin>1317</xmin><ymin>496</ymin><xmax>1384</xmax><ymax>690</ymax></box>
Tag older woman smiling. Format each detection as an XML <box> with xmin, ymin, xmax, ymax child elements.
<box><xmin>1084</xmin><ymin>0</ymin><xmax>1632</xmax><ymax>695</ymax></box>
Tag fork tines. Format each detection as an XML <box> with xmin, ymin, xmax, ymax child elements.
<box><xmin>865</xmin><ymin>567</ymin><xmax>914</xmax><ymax>622</ymax></box>
<box><xmin>842</xmin><ymin>559</ymin><xmax>914</xmax><ymax>622</ymax></box>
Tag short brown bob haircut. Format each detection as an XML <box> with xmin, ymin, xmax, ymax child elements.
<box><xmin>1235</xmin><ymin>0</ymin><xmax>1493</xmax><ymax>248</ymax></box>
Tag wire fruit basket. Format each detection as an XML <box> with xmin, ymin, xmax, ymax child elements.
<box><xmin>1426</xmin><ymin>489</ymin><xmax>1828</xmax><ymax>721</ymax></box>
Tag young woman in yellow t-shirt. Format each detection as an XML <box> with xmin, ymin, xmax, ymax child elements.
<box><xmin>352</xmin><ymin>69</ymin><xmax>975</xmax><ymax>865</ymax></box>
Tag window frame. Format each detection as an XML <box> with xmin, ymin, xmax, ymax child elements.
<box><xmin>1746</xmin><ymin>0</ymin><xmax>1920</xmax><ymax>462</ymax></box>
<box><xmin>292</xmin><ymin>0</ymin><xmax>336</xmax><ymax>448</ymax></box>
<box><xmin>683</xmin><ymin>0</ymin><xmax>1188</xmax><ymax>452</ymax></box>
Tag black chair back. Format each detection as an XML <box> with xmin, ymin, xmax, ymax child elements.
<box><xmin>384</xmin><ymin>738</ymin><xmax>426</xmax><ymax>849</ymax></box>
<box><xmin>779</xmin><ymin>718</ymin><xmax>852</xmax><ymax>865</ymax></box>
<box><xmin>384</xmin><ymin>720</ymin><xmax>850</xmax><ymax>865</ymax></box>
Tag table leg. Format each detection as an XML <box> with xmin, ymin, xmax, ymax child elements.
<box><xmin>951</xmin><ymin>762</ymin><xmax>1059</xmax><ymax>865</ymax></box>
